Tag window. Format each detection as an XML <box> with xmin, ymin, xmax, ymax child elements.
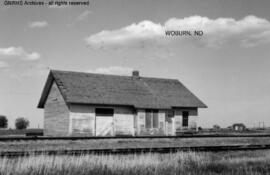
<box><xmin>95</xmin><ymin>108</ymin><xmax>114</xmax><ymax>116</ymax></box>
<box><xmin>182</xmin><ymin>111</ymin><xmax>189</xmax><ymax>127</ymax></box>
<box><xmin>145</xmin><ymin>111</ymin><xmax>152</xmax><ymax>128</ymax></box>
<box><xmin>145</xmin><ymin>109</ymin><xmax>159</xmax><ymax>129</ymax></box>
<box><xmin>153</xmin><ymin>111</ymin><xmax>158</xmax><ymax>128</ymax></box>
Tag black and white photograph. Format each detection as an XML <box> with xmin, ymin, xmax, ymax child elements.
<box><xmin>0</xmin><ymin>0</ymin><xmax>270</xmax><ymax>174</ymax></box>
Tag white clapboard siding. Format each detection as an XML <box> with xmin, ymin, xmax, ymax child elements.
<box><xmin>72</xmin><ymin>116</ymin><xmax>95</xmax><ymax>134</ymax></box>
<box><xmin>69</xmin><ymin>104</ymin><xmax>95</xmax><ymax>136</ymax></box>
<box><xmin>115</xmin><ymin>115</ymin><xmax>134</xmax><ymax>135</ymax></box>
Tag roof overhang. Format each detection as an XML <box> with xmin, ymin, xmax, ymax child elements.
<box><xmin>37</xmin><ymin>71</ymin><xmax>54</xmax><ymax>108</ymax></box>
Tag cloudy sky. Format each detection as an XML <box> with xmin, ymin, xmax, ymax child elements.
<box><xmin>0</xmin><ymin>0</ymin><xmax>270</xmax><ymax>128</ymax></box>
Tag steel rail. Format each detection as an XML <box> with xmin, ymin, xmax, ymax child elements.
<box><xmin>0</xmin><ymin>134</ymin><xmax>270</xmax><ymax>142</ymax></box>
<box><xmin>1</xmin><ymin>144</ymin><xmax>270</xmax><ymax>157</ymax></box>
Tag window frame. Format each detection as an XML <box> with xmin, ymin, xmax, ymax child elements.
<box><xmin>182</xmin><ymin>111</ymin><xmax>189</xmax><ymax>127</ymax></box>
<box><xmin>145</xmin><ymin>109</ymin><xmax>159</xmax><ymax>129</ymax></box>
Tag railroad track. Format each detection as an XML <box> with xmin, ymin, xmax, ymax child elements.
<box><xmin>1</xmin><ymin>144</ymin><xmax>270</xmax><ymax>157</ymax></box>
<box><xmin>1</xmin><ymin>134</ymin><xmax>270</xmax><ymax>141</ymax></box>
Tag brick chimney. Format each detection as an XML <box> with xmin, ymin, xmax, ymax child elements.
<box><xmin>132</xmin><ymin>70</ymin><xmax>139</xmax><ymax>77</ymax></box>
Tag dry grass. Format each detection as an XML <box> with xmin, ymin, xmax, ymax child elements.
<box><xmin>0</xmin><ymin>137</ymin><xmax>270</xmax><ymax>152</ymax></box>
<box><xmin>0</xmin><ymin>150</ymin><xmax>270</xmax><ymax>175</ymax></box>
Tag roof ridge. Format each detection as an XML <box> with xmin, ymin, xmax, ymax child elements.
<box><xmin>50</xmin><ymin>69</ymin><xmax>179</xmax><ymax>81</ymax></box>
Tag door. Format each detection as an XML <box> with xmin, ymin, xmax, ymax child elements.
<box><xmin>95</xmin><ymin>108</ymin><xmax>114</xmax><ymax>136</ymax></box>
<box><xmin>182</xmin><ymin>111</ymin><xmax>189</xmax><ymax>128</ymax></box>
<box><xmin>166</xmin><ymin>110</ymin><xmax>175</xmax><ymax>135</ymax></box>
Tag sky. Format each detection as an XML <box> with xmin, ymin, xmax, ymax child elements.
<box><xmin>0</xmin><ymin>0</ymin><xmax>270</xmax><ymax>128</ymax></box>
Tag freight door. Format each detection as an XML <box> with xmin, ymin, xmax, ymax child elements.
<box><xmin>95</xmin><ymin>108</ymin><xmax>114</xmax><ymax>136</ymax></box>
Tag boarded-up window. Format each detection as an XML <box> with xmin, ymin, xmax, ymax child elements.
<box><xmin>145</xmin><ymin>109</ymin><xmax>159</xmax><ymax>129</ymax></box>
<box><xmin>95</xmin><ymin>108</ymin><xmax>114</xmax><ymax>116</ymax></box>
<box><xmin>182</xmin><ymin>111</ymin><xmax>189</xmax><ymax>127</ymax></box>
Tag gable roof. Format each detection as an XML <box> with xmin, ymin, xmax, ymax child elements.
<box><xmin>37</xmin><ymin>70</ymin><xmax>207</xmax><ymax>109</ymax></box>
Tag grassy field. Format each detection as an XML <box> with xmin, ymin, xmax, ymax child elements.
<box><xmin>0</xmin><ymin>137</ymin><xmax>269</xmax><ymax>152</ymax></box>
<box><xmin>1</xmin><ymin>137</ymin><xmax>270</xmax><ymax>174</ymax></box>
<box><xmin>0</xmin><ymin>150</ymin><xmax>270</xmax><ymax>175</ymax></box>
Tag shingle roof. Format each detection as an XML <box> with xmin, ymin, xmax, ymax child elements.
<box><xmin>37</xmin><ymin>70</ymin><xmax>207</xmax><ymax>109</ymax></box>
